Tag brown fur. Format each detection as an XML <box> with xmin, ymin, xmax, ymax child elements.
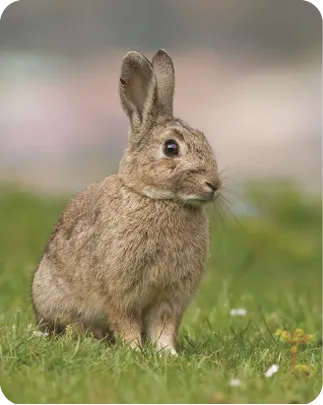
<box><xmin>32</xmin><ymin>49</ymin><xmax>221</xmax><ymax>354</ymax></box>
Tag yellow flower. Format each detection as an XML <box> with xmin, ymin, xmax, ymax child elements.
<box><xmin>294</xmin><ymin>364</ymin><xmax>311</xmax><ymax>376</ymax></box>
<box><xmin>293</xmin><ymin>328</ymin><xmax>304</xmax><ymax>338</ymax></box>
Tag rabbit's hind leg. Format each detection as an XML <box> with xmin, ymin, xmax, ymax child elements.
<box><xmin>32</xmin><ymin>261</ymin><xmax>111</xmax><ymax>340</ymax></box>
<box><xmin>37</xmin><ymin>316</ymin><xmax>66</xmax><ymax>335</ymax></box>
<box><xmin>79</xmin><ymin>309</ymin><xmax>112</xmax><ymax>341</ymax></box>
<box><xmin>34</xmin><ymin>303</ymin><xmax>83</xmax><ymax>336</ymax></box>
<box><xmin>36</xmin><ymin>309</ymin><xmax>111</xmax><ymax>340</ymax></box>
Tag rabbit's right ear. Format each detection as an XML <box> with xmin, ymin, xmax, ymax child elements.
<box><xmin>119</xmin><ymin>51</ymin><xmax>158</xmax><ymax>144</ymax></box>
<box><xmin>152</xmin><ymin>49</ymin><xmax>175</xmax><ymax>117</ymax></box>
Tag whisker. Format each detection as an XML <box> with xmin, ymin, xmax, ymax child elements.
<box><xmin>218</xmin><ymin>193</ymin><xmax>233</xmax><ymax>206</ymax></box>
<box><xmin>217</xmin><ymin>197</ymin><xmax>246</xmax><ymax>232</ymax></box>
<box><xmin>211</xmin><ymin>201</ymin><xmax>226</xmax><ymax>251</ymax></box>
<box><xmin>213</xmin><ymin>201</ymin><xmax>225</xmax><ymax>231</ymax></box>
<box><xmin>218</xmin><ymin>167</ymin><xmax>228</xmax><ymax>176</ymax></box>
<box><xmin>221</xmin><ymin>187</ymin><xmax>244</xmax><ymax>201</ymax></box>
<box><xmin>218</xmin><ymin>164</ymin><xmax>233</xmax><ymax>176</ymax></box>
<box><xmin>221</xmin><ymin>188</ymin><xmax>248</xmax><ymax>210</ymax></box>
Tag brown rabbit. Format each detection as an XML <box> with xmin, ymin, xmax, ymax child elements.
<box><xmin>32</xmin><ymin>49</ymin><xmax>221</xmax><ymax>355</ymax></box>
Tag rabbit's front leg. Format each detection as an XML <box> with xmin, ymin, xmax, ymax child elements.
<box><xmin>108</xmin><ymin>306</ymin><xmax>142</xmax><ymax>350</ymax></box>
<box><xmin>145</xmin><ymin>302</ymin><xmax>182</xmax><ymax>355</ymax></box>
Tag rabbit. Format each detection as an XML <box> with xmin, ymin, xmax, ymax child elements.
<box><xmin>32</xmin><ymin>49</ymin><xmax>221</xmax><ymax>355</ymax></box>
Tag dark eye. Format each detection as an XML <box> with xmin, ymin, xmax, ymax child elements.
<box><xmin>163</xmin><ymin>139</ymin><xmax>179</xmax><ymax>157</ymax></box>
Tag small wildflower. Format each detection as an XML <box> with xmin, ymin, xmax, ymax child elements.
<box><xmin>230</xmin><ymin>308</ymin><xmax>247</xmax><ymax>316</ymax></box>
<box><xmin>229</xmin><ymin>378</ymin><xmax>241</xmax><ymax>387</ymax></box>
<box><xmin>303</xmin><ymin>334</ymin><xmax>313</xmax><ymax>344</ymax></box>
<box><xmin>32</xmin><ymin>331</ymin><xmax>49</xmax><ymax>337</ymax></box>
<box><xmin>293</xmin><ymin>328</ymin><xmax>304</xmax><ymax>338</ymax></box>
<box><xmin>264</xmin><ymin>364</ymin><xmax>279</xmax><ymax>378</ymax></box>
<box><xmin>276</xmin><ymin>329</ymin><xmax>290</xmax><ymax>342</ymax></box>
<box><xmin>294</xmin><ymin>364</ymin><xmax>312</xmax><ymax>377</ymax></box>
<box><xmin>276</xmin><ymin>328</ymin><xmax>313</xmax><ymax>373</ymax></box>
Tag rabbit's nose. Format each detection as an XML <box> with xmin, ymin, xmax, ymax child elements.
<box><xmin>205</xmin><ymin>181</ymin><xmax>218</xmax><ymax>193</ymax></box>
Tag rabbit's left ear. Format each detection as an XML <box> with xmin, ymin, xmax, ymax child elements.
<box><xmin>152</xmin><ymin>49</ymin><xmax>175</xmax><ymax>117</ymax></box>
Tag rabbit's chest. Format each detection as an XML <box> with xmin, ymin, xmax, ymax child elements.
<box><xmin>113</xmin><ymin>205</ymin><xmax>209</xmax><ymax>300</ymax></box>
<box><xmin>96</xmin><ymin>198</ymin><xmax>209</xmax><ymax>307</ymax></box>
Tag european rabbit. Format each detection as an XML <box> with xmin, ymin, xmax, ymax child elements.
<box><xmin>32</xmin><ymin>49</ymin><xmax>221</xmax><ymax>354</ymax></box>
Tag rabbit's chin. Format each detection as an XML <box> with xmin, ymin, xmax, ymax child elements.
<box><xmin>142</xmin><ymin>186</ymin><xmax>214</xmax><ymax>206</ymax></box>
<box><xmin>178</xmin><ymin>195</ymin><xmax>215</xmax><ymax>207</ymax></box>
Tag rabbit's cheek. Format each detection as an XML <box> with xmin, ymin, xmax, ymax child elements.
<box><xmin>142</xmin><ymin>160</ymin><xmax>178</xmax><ymax>189</ymax></box>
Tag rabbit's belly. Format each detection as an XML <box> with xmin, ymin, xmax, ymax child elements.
<box><xmin>111</xmin><ymin>235</ymin><xmax>207</xmax><ymax>309</ymax></box>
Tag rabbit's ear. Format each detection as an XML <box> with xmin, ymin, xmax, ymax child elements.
<box><xmin>119</xmin><ymin>51</ymin><xmax>158</xmax><ymax>143</ymax></box>
<box><xmin>152</xmin><ymin>49</ymin><xmax>175</xmax><ymax>117</ymax></box>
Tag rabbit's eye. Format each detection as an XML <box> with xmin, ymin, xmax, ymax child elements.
<box><xmin>163</xmin><ymin>140</ymin><xmax>179</xmax><ymax>157</ymax></box>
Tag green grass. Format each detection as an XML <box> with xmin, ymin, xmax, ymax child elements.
<box><xmin>0</xmin><ymin>182</ymin><xmax>322</xmax><ymax>403</ymax></box>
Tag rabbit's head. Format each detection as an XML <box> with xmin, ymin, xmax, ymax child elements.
<box><xmin>118</xmin><ymin>49</ymin><xmax>221</xmax><ymax>206</ymax></box>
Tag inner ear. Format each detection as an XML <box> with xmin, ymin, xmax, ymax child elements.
<box><xmin>119</xmin><ymin>51</ymin><xmax>156</xmax><ymax>134</ymax></box>
<box><xmin>128</xmin><ymin>71</ymin><xmax>151</xmax><ymax>121</ymax></box>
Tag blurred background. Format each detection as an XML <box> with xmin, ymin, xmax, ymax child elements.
<box><xmin>0</xmin><ymin>0</ymin><xmax>321</xmax><ymax>195</ymax></box>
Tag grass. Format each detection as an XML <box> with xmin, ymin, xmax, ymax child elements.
<box><xmin>0</xmin><ymin>181</ymin><xmax>322</xmax><ymax>403</ymax></box>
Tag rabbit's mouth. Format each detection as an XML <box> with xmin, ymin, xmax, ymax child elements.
<box><xmin>141</xmin><ymin>184</ymin><xmax>219</xmax><ymax>206</ymax></box>
<box><xmin>177</xmin><ymin>192</ymin><xmax>218</xmax><ymax>206</ymax></box>
<box><xmin>176</xmin><ymin>180</ymin><xmax>221</xmax><ymax>206</ymax></box>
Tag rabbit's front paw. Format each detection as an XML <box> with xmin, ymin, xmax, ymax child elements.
<box><xmin>157</xmin><ymin>344</ymin><xmax>178</xmax><ymax>357</ymax></box>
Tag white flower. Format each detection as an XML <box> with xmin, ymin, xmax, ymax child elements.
<box><xmin>264</xmin><ymin>364</ymin><xmax>279</xmax><ymax>378</ymax></box>
<box><xmin>32</xmin><ymin>331</ymin><xmax>49</xmax><ymax>337</ymax></box>
<box><xmin>230</xmin><ymin>308</ymin><xmax>247</xmax><ymax>316</ymax></box>
<box><xmin>229</xmin><ymin>378</ymin><xmax>241</xmax><ymax>387</ymax></box>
